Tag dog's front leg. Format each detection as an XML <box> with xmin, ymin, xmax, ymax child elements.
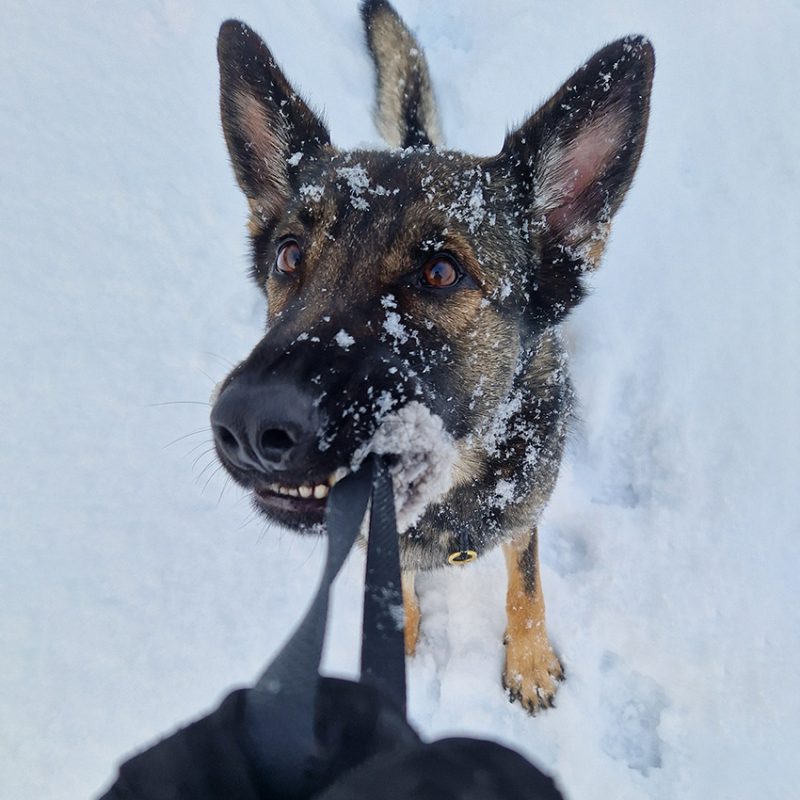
<box><xmin>502</xmin><ymin>528</ymin><xmax>564</xmax><ymax>713</ymax></box>
<box><xmin>402</xmin><ymin>571</ymin><xmax>421</xmax><ymax>656</ymax></box>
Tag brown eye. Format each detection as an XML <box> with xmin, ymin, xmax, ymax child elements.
<box><xmin>275</xmin><ymin>240</ymin><xmax>302</xmax><ymax>274</ymax></box>
<box><xmin>421</xmin><ymin>255</ymin><xmax>459</xmax><ymax>288</ymax></box>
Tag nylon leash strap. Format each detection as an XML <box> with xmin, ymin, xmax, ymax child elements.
<box><xmin>244</xmin><ymin>454</ymin><xmax>406</xmax><ymax>793</ymax></box>
<box><xmin>361</xmin><ymin>456</ymin><xmax>406</xmax><ymax>715</ymax></box>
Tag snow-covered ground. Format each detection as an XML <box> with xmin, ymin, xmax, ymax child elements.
<box><xmin>2</xmin><ymin>1</ymin><xmax>798</xmax><ymax>797</ymax></box>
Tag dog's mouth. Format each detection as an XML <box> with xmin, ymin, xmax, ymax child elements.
<box><xmin>251</xmin><ymin>467</ymin><xmax>349</xmax><ymax>527</ymax></box>
<box><xmin>224</xmin><ymin>402</ymin><xmax>457</xmax><ymax>534</ymax></box>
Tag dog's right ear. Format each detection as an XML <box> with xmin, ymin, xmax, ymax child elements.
<box><xmin>217</xmin><ymin>20</ymin><xmax>331</xmax><ymax>219</ymax></box>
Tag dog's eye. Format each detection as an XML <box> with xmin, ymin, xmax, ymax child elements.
<box><xmin>421</xmin><ymin>255</ymin><xmax>459</xmax><ymax>288</ymax></box>
<box><xmin>275</xmin><ymin>240</ymin><xmax>302</xmax><ymax>275</ymax></box>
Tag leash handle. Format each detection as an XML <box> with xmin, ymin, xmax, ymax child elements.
<box><xmin>361</xmin><ymin>456</ymin><xmax>407</xmax><ymax>715</ymax></box>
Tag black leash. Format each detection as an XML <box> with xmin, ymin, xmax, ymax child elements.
<box><xmin>243</xmin><ymin>453</ymin><xmax>406</xmax><ymax>794</ymax></box>
<box><xmin>361</xmin><ymin>456</ymin><xmax>406</xmax><ymax>715</ymax></box>
<box><xmin>243</xmin><ymin>459</ymin><xmax>373</xmax><ymax>793</ymax></box>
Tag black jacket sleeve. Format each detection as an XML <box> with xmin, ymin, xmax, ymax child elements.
<box><xmin>97</xmin><ymin>689</ymin><xmax>266</xmax><ymax>800</ymax></box>
<box><xmin>316</xmin><ymin>737</ymin><xmax>565</xmax><ymax>800</ymax></box>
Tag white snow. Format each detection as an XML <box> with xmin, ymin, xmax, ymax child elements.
<box><xmin>1</xmin><ymin>2</ymin><xmax>799</xmax><ymax>799</ymax></box>
<box><xmin>299</xmin><ymin>182</ymin><xmax>324</xmax><ymax>202</ymax></box>
<box><xmin>382</xmin><ymin>310</ymin><xmax>410</xmax><ymax>344</ymax></box>
<box><xmin>353</xmin><ymin>401</ymin><xmax>458</xmax><ymax>532</ymax></box>
<box><xmin>493</xmin><ymin>478</ymin><xmax>516</xmax><ymax>509</ymax></box>
<box><xmin>334</xmin><ymin>329</ymin><xmax>355</xmax><ymax>350</ymax></box>
<box><xmin>336</xmin><ymin>164</ymin><xmax>371</xmax><ymax>211</ymax></box>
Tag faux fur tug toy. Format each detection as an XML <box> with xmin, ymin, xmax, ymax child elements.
<box><xmin>354</xmin><ymin>401</ymin><xmax>457</xmax><ymax>533</ymax></box>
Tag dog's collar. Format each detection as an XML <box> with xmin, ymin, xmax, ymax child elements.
<box><xmin>448</xmin><ymin>530</ymin><xmax>478</xmax><ymax>565</ymax></box>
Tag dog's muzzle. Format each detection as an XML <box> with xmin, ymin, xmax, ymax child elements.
<box><xmin>209</xmin><ymin>331</ymin><xmax>432</xmax><ymax>529</ymax></box>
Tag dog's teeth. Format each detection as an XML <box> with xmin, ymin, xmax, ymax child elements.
<box><xmin>268</xmin><ymin>483</ymin><xmax>281</xmax><ymax>493</ymax></box>
<box><xmin>278</xmin><ymin>485</ymin><xmax>291</xmax><ymax>496</ymax></box>
<box><xmin>286</xmin><ymin>487</ymin><xmax>299</xmax><ymax>498</ymax></box>
<box><xmin>313</xmin><ymin>484</ymin><xmax>329</xmax><ymax>499</ymax></box>
<box><xmin>298</xmin><ymin>485</ymin><xmax>313</xmax><ymax>499</ymax></box>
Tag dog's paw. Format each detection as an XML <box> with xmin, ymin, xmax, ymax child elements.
<box><xmin>502</xmin><ymin>635</ymin><xmax>564</xmax><ymax>714</ymax></box>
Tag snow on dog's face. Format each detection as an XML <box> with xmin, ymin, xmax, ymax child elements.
<box><xmin>207</xmin><ymin>152</ymin><xmax>509</xmax><ymax>532</ymax></box>
<box><xmin>210</xmin><ymin>275</ymin><xmax>470</xmax><ymax>532</ymax></box>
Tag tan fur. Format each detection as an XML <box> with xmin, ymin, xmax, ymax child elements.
<box><xmin>502</xmin><ymin>529</ymin><xmax>564</xmax><ymax>713</ymax></box>
<box><xmin>247</xmin><ymin>199</ymin><xmax>265</xmax><ymax>237</ymax></box>
<box><xmin>584</xmin><ymin>221</ymin><xmax>611</xmax><ymax>268</ymax></box>
<box><xmin>401</xmin><ymin>571</ymin><xmax>420</xmax><ymax>656</ymax></box>
<box><xmin>449</xmin><ymin>438</ymin><xmax>487</xmax><ymax>489</ymax></box>
<box><xmin>366</xmin><ymin>4</ymin><xmax>442</xmax><ymax>148</ymax></box>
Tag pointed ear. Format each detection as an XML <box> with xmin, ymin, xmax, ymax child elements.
<box><xmin>501</xmin><ymin>36</ymin><xmax>654</xmax><ymax>274</ymax></box>
<box><xmin>361</xmin><ymin>0</ymin><xmax>442</xmax><ymax>148</ymax></box>
<box><xmin>217</xmin><ymin>20</ymin><xmax>331</xmax><ymax>218</ymax></box>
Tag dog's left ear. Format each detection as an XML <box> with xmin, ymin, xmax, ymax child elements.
<box><xmin>217</xmin><ymin>20</ymin><xmax>331</xmax><ymax>221</ymax></box>
<box><xmin>495</xmin><ymin>36</ymin><xmax>654</xmax><ymax>316</ymax></box>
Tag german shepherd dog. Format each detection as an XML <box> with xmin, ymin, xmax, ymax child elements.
<box><xmin>211</xmin><ymin>0</ymin><xmax>654</xmax><ymax>713</ymax></box>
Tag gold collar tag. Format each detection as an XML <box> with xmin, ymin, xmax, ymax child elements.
<box><xmin>447</xmin><ymin>549</ymin><xmax>478</xmax><ymax>565</ymax></box>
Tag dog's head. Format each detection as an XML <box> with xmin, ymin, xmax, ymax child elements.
<box><xmin>210</xmin><ymin>15</ymin><xmax>653</xmax><ymax>533</ymax></box>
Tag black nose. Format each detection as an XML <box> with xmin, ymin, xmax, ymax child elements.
<box><xmin>211</xmin><ymin>380</ymin><xmax>320</xmax><ymax>473</ymax></box>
